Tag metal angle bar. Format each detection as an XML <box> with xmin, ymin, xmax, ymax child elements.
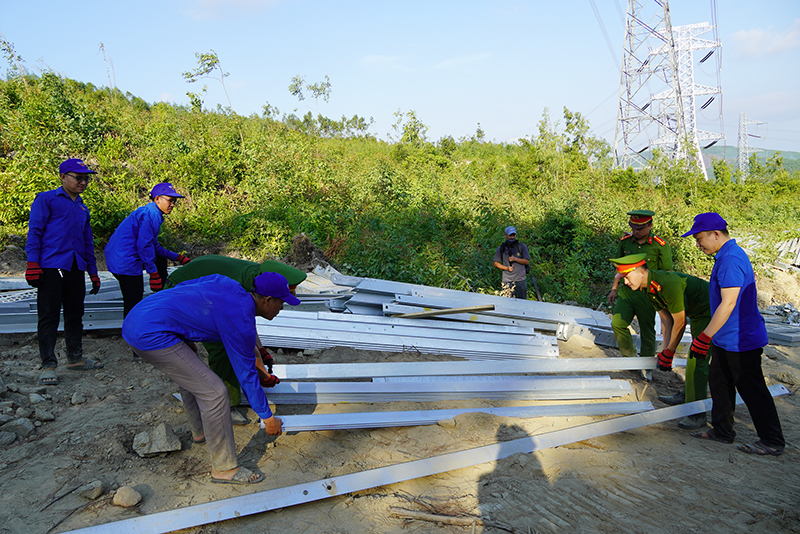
<box><xmin>317</xmin><ymin>309</ymin><xmax>542</xmax><ymax>337</ymax></box>
<box><xmin>382</xmin><ymin>303</ymin><xmax>552</xmax><ymax>329</ymax></box>
<box><xmin>395</xmin><ymin>294</ymin><xmax>609</xmax><ymax>327</ymax></box>
<box><xmin>279</xmin><ymin>402</ymin><xmax>656</xmax><ymax>432</ymax></box>
<box><xmin>391</xmin><ymin>304</ymin><xmax>496</xmax><ymax>318</ymax></box>
<box><xmin>266</xmin><ymin>389</ymin><xmax>630</xmax><ymax>404</ymax></box>
<box><xmin>267</xmin><ymin>379</ymin><xmax>631</xmax><ymax>395</ymax></box>
<box><xmin>257</xmin><ymin>325</ymin><xmax>559</xmax><ymax>359</ymax></box>
<box><xmin>68</xmin><ymin>384</ymin><xmax>789</xmax><ymax>534</ymax></box>
<box><xmin>273</xmin><ymin>358</ymin><xmax>659</xmax><ymax>380</ymax></box>
<box><xmin>374</xmin><ymin>375</ymin><xmax>613</xmax><ymax>383</ymax></box>
<box><xmin>341</xmin><ymin>276</ymin><xmax>608</xmax><ymax>323</ymax></box>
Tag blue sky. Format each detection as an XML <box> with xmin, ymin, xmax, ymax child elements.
<box><xmin>2</xmin><ymin>0</ymin><xmax>799</xmax><ymax>153</ymax></box>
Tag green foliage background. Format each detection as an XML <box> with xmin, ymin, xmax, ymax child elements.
<box><xmin>2</xmin><ymin>74</ymin><xmax>799</xmax><ymax>309</ymax></box>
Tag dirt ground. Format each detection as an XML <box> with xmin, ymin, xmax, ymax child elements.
<box><xmin>1</xmin><ymin>258</ymin><xmax>799</xmax><ymax>533</ymax></box>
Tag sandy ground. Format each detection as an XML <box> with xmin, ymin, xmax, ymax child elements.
<box><xmin>0</xmin><ymin>253</ymin><xmax>799</xmax><ymax>533</ymax></box>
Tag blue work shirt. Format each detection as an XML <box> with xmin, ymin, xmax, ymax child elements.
<box><xmin>25</xmin><ymin>187</ymin><xmax>98</xmax><ymax>275</ymax></box>
<box><xmin>105</xmin><ymin>202</ymin><xmax>178</xmax><ymax>275</ymax></box>
<box><xmin>122</xmin><ymin>275</ymin><xmax>271</xmax><ymax>419</ymax></box>
<box><xmin>709</xmin><ymin>239</ymin><xmax>768</xmax><ymax>352</ymax></box>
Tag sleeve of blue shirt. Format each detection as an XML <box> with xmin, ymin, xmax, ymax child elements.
<box><xmin>25</xmin><ymin>194</ymin><xmax>48</xmax><ymax>263</ymax></box>
<box><xmin>138</xmin><ymin>205</ymin><xmax>178</xmax><ymax>272</ymax></box>
<box><xmin>216</xmin><ymin>302</ymin><xmax>272</xmax><ymax>420</ymax></box>
<box><xmin>82</xmin><ymin>206</ymin><xmax>98</xmax><ymax>275</ymax></box>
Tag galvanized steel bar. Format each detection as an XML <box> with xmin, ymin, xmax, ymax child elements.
<box><xmin>65</xmin><ymin>384</ymin><xmax>790</xmax><ymax>534</ymax></box>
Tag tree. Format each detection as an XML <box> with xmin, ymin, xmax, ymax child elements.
<box><xmin>0</xmin><ymin>31</ymin><xmax>28</xmax><ymax>90</ymax></box>
<box><xmin>289</xmin><ymin>75</ymin><xmax>332</xmax><ymax>116</ymax></box>
<box><xmin>183</xmin><ymin>50</ymin><xmax>246</xmax><ymax>155</ymax></box>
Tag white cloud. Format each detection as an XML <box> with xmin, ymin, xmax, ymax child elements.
<box><xmin>732</xmin><ymin>18</ymin><xmax>800</xmax><ymax>57</ymax></box>
<box><xmin>160</xmin><ymin>93</ymin><xmax>175</xmax><ymax>103</ymax></box>
<box><xmin>182</xmin><ymin>0</ymin><xmax>280</xmax><ymax>20</ymax></box>
<box><xmin>436</xmin><ymin>53</ymin><xmax>491</xmax><ymax>69</ymax></box>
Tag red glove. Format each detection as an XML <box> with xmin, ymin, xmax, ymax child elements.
<box><xmin>656</xmin><ymin>348</ymin><xmax>675</xmax><ymax>371</ymax></box>
<box><xmin>89</xmin><ymin>274</ymin><xmax>101</xmax><ymax>295</ymax></box>
<box><xmin>260</xmin><ymin>374</ymin><xmax>280</xmax><ymax>388</ymax></box>
<box><xmin>258</xmin><ymin>346</ymin><xmax>274</xmax><ymax>374</ymax></box>
<box><xmin>176</xmin><ymin>254</ymin><xmax>190</xmax><ymax>265</ymax></box>
<box><xmin>25</xmin><ymin>262</ymin><xmax>43</xmax><ymax>288</ymax></box>
<box><xmin>689</xmin><ymin>332</ymin><xmax>712</xmax><ymax>360</ymax></box>
<box><xmin>149</xmin><ymin>272</ymin><xmax>163</xmax><ymax>291</ymax></box>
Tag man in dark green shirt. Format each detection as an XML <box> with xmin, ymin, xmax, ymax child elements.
<box><xmin>612</xmin><ymin>253</ymin><xmax>712</xmax><ymax>429</ymax></box>
<box><xmin>167</xmin><ymin>255</ymin><xmax>307</xmax><ymax>418</ymax></box>
<box><xmin>607</xmin><ymin>210</ymin><xmax>673</xmax><ymax>381</ymax></box>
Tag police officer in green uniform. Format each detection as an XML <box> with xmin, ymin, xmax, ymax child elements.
<box><xmin>611</xmin><ymin>253</ymin><xmax>712</xmax><ymax>429</ymax></box>
<box><xmin>607</xmin><ymin>210</ymin><xmax>673</xmax><ymax>381</ymax></box>
<box><xmin>167</xmin><ymin>255</ymin><xmax>307</xmax><ymax>423</ymax></box>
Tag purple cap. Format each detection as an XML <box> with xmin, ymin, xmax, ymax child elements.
<box><xmin>681</xmin><ymin>213</ymin><xmax>728</xmax><ymax>237</ymax></box>
<box><xmin>253</xmin><ymin>272</ymin><xmax>301</xmax><ymax>306</ymax></box>
<box><xmin>150</xmin><ymin>183</ymin><xmax>185</xmax><ymax>199</ymax></box>
<box><xmin>505</xmin><ymin>226</ymin><xmax>517</xmax><ymax>235</ymax></box>
<box><xmin>59</xmin><ymin>158</ymin><xmax>97</xmax><ymax>175</ymax></box>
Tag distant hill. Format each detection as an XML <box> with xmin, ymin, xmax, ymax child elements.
<box><xmin>701</xmin><ymin>145</ymin><xmax>800</xmax><ymax>177</ymax></box>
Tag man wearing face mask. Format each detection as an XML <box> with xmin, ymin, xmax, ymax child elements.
<box><xmin>105</xmin><ymin>183</ymin><xmax>191</xmax><ymax>319</ymax></box>
<box><xmin>493</xmin><ymin>226</ymin><xmax>531</xmax><ymax>299</ymax></box>
<box><xmin>607</xmin><ymin>210</ymin><xmax>673</xmax><ymax>381</ymax></box>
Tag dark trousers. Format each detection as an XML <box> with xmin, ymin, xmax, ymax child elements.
<box><xmin>709</xmin><ymin>344</ymin><xmax>785</xmax><ymax>449</ymax></box>
<box><xmin>113</xmin><ymin>273</ymin><xmax>144</xmax><ymax>318</ymax></box>
<box><xmin>37</xmin><ymin>263</ymin><xmax>86</xmax><ymax>369</ymax></box>
<box><xmin>113</xmin><ymin>255</ymin><xmax>169</xmax><ymax>318</ymax></box>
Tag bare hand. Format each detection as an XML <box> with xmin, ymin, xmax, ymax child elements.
<box><xmin>607</xmin><ymin>289</ymin><xmax>618</xmax><ymax>305</ymax></box>
<box><xmin>507</xmin><ymin>265</ymin><xmax>513</xmax><ymax>272</ymax></box>
<box><xmin>262</xmin><ymin>415</ymin><xmax>283</xmax><ymax>436</ymax></box>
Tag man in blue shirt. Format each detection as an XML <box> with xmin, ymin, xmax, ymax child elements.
<box><xmin>105</xmin><ymin>182</ymin><xmax>190</xmax><ymax>318</ymax></box>
<box><xmin>682</xmin><ymin>213</ymin><xmax>785</xmax><ymax>456</ymax></box>
<box><xmin>26</xmin><ymin>158</ymin><xmax>104</xmax><ymax>386</ymax></box>
<box><xmin>122</xmin><ymin>272</ymin><xmax>300</xmax><ymax>484</ymax></box>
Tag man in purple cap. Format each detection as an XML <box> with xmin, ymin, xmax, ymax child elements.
<box><xmin>105</xmin><ymin>183</ymin><xmax>191</xmax><ymax>320</ymax></box>
<box><xmin>493</xmin><ymin>226</ymin><xmax>531</xmax><ymax>299</ymax></box>
<box><xmin>682</xmin><ymin>212</ymin><xmax>785</xmax><ymax>456</ymax></box>
<box><xmin>26</xmin><ymin>158</ymin><xmax>104</xmax><ymax>386</ymax></box>
<box><xmin>122</xmin><ymin>272</ymin><xmax>300</xmax><ymax>484</ymax></box>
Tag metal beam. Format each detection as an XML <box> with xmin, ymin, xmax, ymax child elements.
<box><xmin>273</xmin><ymin>358</ymin><xmax>660</xmax><ymax>380</ymax></box>
<box><xmin>65</xmin><ymin>384</ymin><xmax>790</xmax><ymax>534</ymax></box>
<box><xmin>279</xmin><ymin>401</ymin><xmax>655</xmax><ymax>432</ymax></box>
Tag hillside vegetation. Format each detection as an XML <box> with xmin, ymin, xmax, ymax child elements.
<box><xmin>1</xmin><ymin>73</ymin><xmax>799</xmax><ymax>308</ymax></box>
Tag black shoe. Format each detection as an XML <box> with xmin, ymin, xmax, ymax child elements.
<box><xmin>658</xmin><ymin>391</ymin><xmax>685</xmax><ymax>406</ymax></box>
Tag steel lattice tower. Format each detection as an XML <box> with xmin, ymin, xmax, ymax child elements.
<box><xmin>651</xmin><ymin>22</ymin><xmax>724</xmax><ymax>180</ymax></box>
<box><xmin>614</xmin><ymin>1</ymin><xmax>724</xmax><ymax>180</ymax></box>
<box><xmin>737</xmin><ymin>112</ymin><xmax>765</xmax><ymax>181</ymax></box>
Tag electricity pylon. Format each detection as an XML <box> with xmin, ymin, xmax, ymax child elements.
<box><xmin>614</xmin><ymin>1</ymin><xmax>723</xmax><ymax>180</ymax></box>
<box><xmin>737</xmin><ymin>112</ymin><xmax>765</xmax><ymax>181</ymax></box>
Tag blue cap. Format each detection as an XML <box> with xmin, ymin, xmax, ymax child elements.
<box><xmin>59</xmin><ymin>158</ymin><xmax>97</xmax><ymax>175</ymax></box>
<box><xmin>505</xmin><ymin>226</ymin><xmax>517</xmax><ymax>235</ymax></box>
<box><xmin>681</xmin><ymin>213</ymin><xmax>727</xmax><ymax>237</ymax></box>
<box><xmin>253</xmin><ymin>272</ymin><xmax>301</xmax><ymax>306</ymax></box>
<box><xmin>150</xmin><ymin>183</ymin><xmax>185</xmax><ymax>199</ymax></box>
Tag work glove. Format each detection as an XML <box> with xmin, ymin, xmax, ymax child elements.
<box><xmin>176</xmin><ymin>254</ymin><xmax>191</xmax><ymax>265</ymax></box>
<box><xmin>89</xmin><ymin>274</ymin><xmax>101</xmax><ymax>295</ymax></box>
<box><xmin>149</xmin><ymin>272</ymin><xmax>163</xmax><ymax>292</ymax></box>
<box><xmin>25</xmin><ymin>262</ymin><xmax>43</xmax><ymax>288</ymax></box>
<box><xmin>258</xmin><ymin>346</ymin><xmax>274</xmax><ymax>374</ymax></box>
<box><xmin>656</xmin><ymin>348</ymin><xmax>675</xmax><ymax>372</ymax></box>
<box><xmin>260</xmin><ymin>373</ymin><xmax>280</xmax><ymax>388</ymax></box>
<box><xmin>689</xmin><ymin>332</ymin><xmax>712</xmax><ymax>360</ymax></box>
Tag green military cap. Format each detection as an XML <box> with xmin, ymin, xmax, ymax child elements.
<box><xmin>609</xmin><ymin>253</ymin><xmax>647</xmax><ymax>274</ymax></box>
<box><xmin>627</xmin><ymin>210</ymin><xmax>655</xmax><ymax>225</ymax></box>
